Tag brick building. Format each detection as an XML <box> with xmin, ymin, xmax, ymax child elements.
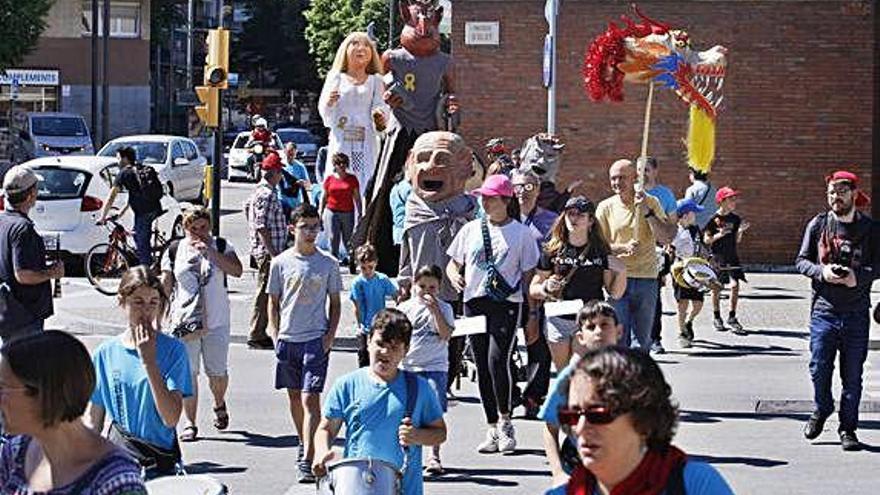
<box><xmin>452</xmin><ymin>0</ymin><xmax>876</xmax><ymax>265</ymax></box>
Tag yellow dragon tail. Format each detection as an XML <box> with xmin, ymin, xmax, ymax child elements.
<box><xmin>687</xmin><ymin>105</ymin><xmax>715</xmax><ymax>174</ymax></box>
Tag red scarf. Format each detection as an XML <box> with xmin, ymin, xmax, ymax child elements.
<box><xmin>567</xmin><ymin>446</ymin><xmax>688</xmax><ymax>495</ymax></box>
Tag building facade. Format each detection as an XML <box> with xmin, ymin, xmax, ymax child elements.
<box><xmin>452</xmin><ymin>0</ymin><xmax>875</xmax><ymax>264</ymax></box>
<box><xmin>1</xmin><ymin>0</ymin><xmax>151</xmax><ymax>143</ymax></box>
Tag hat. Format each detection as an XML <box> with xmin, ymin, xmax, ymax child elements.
<box><xmin>675</xmin><ymin>198</ymin><xmax>705</xmax><ymax>217</ymax></box>
<box><xmin>715</xmin><ymin>186</ymin><xmax>739</xmax><ymax>203</ymax></box>
<box><xmin>563</xmin><ymin>195</ymin><xmax>595</xmax><ymax>213</ymax></box>
<box><xmin>471</xmin><ymin>174</ymin><xmax>515</xmax><ymax>198</ymax></box>
<box><xmin>826</xmin><ymin>170</ymin><xmax>859</xmax><ymax>186</ymax></box>
<box><xmin>261</xmin><ymin>152</ymin><xmax>283</xmax><ymax>171</ymax></box>
<box><xmin>2</xmin><ymin>165</ymin><xmax>38</xmax><ymax>195</ymax></box>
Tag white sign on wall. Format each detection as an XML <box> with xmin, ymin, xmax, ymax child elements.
<box><xmin>465</xmin><ymin>22</ymin><xmax>500</xmax><ymax>46</ymax></box>
<box><xmin>0</xmin><ymin>69</ymin><xmax>60</xmax><ymax>86</ymax></box>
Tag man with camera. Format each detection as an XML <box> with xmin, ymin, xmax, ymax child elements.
<box><xmin>796</xmin><ymin>170</ymin><xmax>878</xmax><ymax>451</ymax></box>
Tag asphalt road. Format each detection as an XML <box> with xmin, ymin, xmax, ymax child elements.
<box><xmin>52</xmin><ymin>180</ymin><xmax>880</xmax><ymax>494</ymax></box>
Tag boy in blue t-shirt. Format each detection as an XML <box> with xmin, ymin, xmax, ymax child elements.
<box><xmin>350</xmin><ymin>243</ymin><xmax>398</xmax><ymax>367</ymax></box>
<box><xmin>313</xmin><ymin>308</ymin><xmax>446</xmax><ymax>495</ymax></box>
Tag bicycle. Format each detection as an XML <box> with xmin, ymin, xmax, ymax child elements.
<box><xmin>85</xmin><ymin>212</ymin><xmax>175</xmax><ymax>295</ymax></box>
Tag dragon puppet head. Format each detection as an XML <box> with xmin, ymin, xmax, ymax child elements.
<box><xmin>407</xmin><ymin>131</ymin><xmax>474</xmax><ymax>202</ymax></box>
<box><xmin>400</xmin><ymin>0</ymin><xmax>443</xmax><ymax>57</ymax></box>
<box><xmin>583</xmin><ymin>5</ymin><xmax>727</xmax><ymax>119</ymax></box>
<box><xmin>518</xmin><ymin>133</ymin><xmax>565</xmax><ymax>183</ymax></box>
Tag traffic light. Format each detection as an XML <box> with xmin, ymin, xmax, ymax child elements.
<box><xmin>195</xmin><ymin>86</ymin><xmax>219</xmax><ymax>127</ymax></box>
<box><xmin>205</xmin><ymin>28</ymin><xmax>230</xmax><ymax>89</ymax></box>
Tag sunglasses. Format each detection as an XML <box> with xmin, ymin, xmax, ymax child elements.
<box><xmin>513</xmin><ymin>183</ymin><xmax>536</xmax><ymax>192</ymax></box>
<box><xmin>558</xmin><ymin>405</ymin><xmax>619</xmax><ymax>426</ymax></box>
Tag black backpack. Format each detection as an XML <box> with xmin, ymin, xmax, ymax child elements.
<box><xmin>137</xmin><ymin>165</ymin><xmax>164</xmax><ymax>204</ymax></box>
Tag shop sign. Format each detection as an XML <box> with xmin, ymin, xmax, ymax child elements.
<box><xmin>0</xmin><ymin>69</ymin><xmax>60</xmax><ymax>86</ymax></box>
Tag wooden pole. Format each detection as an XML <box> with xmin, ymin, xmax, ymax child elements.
<box><xmin>634</xmin><ymin>81</ymin><xmax>655</xmax><ymax>240</ymax></box>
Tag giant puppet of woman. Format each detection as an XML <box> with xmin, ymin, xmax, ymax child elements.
<box><xmin>318</xmin><ymin>32</ymin><xmax>388</xmax><ymax>198</ymax></box>
<box><xmin>356</xmin><ymin>0</ymin><xmax>459</xmax><ymax>276</ymax></box>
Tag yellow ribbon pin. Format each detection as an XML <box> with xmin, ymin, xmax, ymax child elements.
<box><xmin>404</xmin><ymin>73</ymin><xmax>416</xmax><ymax>92</ymax></box>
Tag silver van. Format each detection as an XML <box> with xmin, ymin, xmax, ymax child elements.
<box><xmin>21</xmin><ymin>112</ymin><xmax>94</xmax><ymax>158</ymax></box>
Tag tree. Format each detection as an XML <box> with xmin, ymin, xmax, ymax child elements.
<box><xmin>304</xmin><ymin>0</ymin><xmax>389</xmax><ymax>78</ymax></box>
<box><xmin>235</xmin><ymin>0</ymin><xmax>321</xmax><ymax>91</ymax></box>
<box><xmin>0</xmin><ymin>0</ymin><xmax>54</xmax><ymax>72</ymax></box>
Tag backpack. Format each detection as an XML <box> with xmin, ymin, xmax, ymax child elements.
<box><xmin>136</xmin><ymin>165</ymin><xmax>164</xmax><ymax>205</ymax></box>
<box><xmin>167</xmin><ymin>237</ymin><xmax>228</xmax><ymax>287</ymax></box>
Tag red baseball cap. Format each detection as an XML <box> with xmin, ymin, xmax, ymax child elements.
<box><xmin>715</xmin><ymin>186</ymin><xmax>739</xmax><ymax>203</ymax></box>
<box><xmin>261</xmin><ymin>152</ymin><xmax>283</xmax><ymax>171</ymax></box>
<box><xmin>826</xmin><ymin>170</ymin><xmax>859</xmax><ymax>186</ymax></box>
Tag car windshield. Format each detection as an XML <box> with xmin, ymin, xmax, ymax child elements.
<box><xmin>232</xmin><ymin>135</ymin><xmax>249</xmax><ymax>149</ymax></box>
<box><xmin>33</xmin><ymin>167</ymin><xmax>89</xmax><ymax>199</ymax></box>
<box><xmin>277</xmin><ymin>129</ymin><xmax>316</xmax><ymax>145</ymax></box>
<box><xmin>31</xmin><ymin>116</ymin><xmax>88</xmax><ymax>137</ymax></box>
<box><xmin>99</xmin><ymin>141</ymin><xmax>168</xmax><ymax>164</ymax></box>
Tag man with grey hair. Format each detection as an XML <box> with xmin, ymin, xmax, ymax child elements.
<box><xmin>595</xmin><ymin>159</ymin><xmax>669</xmax><ymax>351</ymax></box>
<box><xmin>0</xmin><ymin>165</ymin><xmax>64</xmax><ymax>339</ymax></box>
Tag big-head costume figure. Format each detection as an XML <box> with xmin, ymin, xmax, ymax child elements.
<box><xmin>357</xmin><ymin>0</ymin><xmax>457</xmax><ymax>276</ymax></box>
<box><xmin>518</xmin><ymin>133</ymin><xmax>567</xmax><ymax>212</ymax></box>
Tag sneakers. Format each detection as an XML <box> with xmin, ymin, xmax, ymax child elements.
<box><xmin>728</xmin><ymin>317</ymin><xmax>747</xmax><ymax>335</ymax></box>
<box><xmin>477</xmin><ymin>427</ymin><xmax>499</xmax><ymax>453</ymax></box>
<box><xmin>296</xmin><ymin>460</ymin><xmax>315</xmax><ymax>483</ymax></box>
<box><xmin>803</xmin><ymin>412</ymin><xmax>828</xmax><ymax>440</ymax></box>
<box><xmin>650</xmin><ymin>341</ymin><xmax>666</xmax><ymax>354</ymax></box>
<box><xmin>684</xmin><ymin>321</ymin><xmax>695</xmax><ymax>340</ymax></box>
<box><xmin>497</xmin><ymin>420</ymin><xmax>517</xmax><ymax>454</ymax></box>
<box><xmin>713</xmin><ymin>316</ymin><xmax>727</xmax><ymax>332</ymax></box>
<box><xmin>296</xmin><ymin>443</ymin><xmax>305</xmax><ymax>463</ymax></box>
<box><xmin>840</xmin><ymin>430</ymin><xmax>861</xmax><ymax>451</ymax></box>
<box><xmin>678</xmin><ymin>335</ymin><xmax>693</xmax><ymax>349</ymax></box>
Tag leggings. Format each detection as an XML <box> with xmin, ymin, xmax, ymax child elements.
<box><xmin>465</xmin><ymin>297</ymin><xmax>519</xmax><ymax>425</ymax></box>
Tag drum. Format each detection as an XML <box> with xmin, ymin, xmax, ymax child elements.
<box><xmin>145</xmin><ymin>474</ymin><xmax>227</xmax><ymax>495</ymax></box>
<box><xmin>318</xmin><ymin>458</ymin><xmax>402</xmax><ymax>495</ymax></box>
<box><xmin>671</xmin><ymin>257</ymin><xmax>719</xmax><ymax>291</ymax></box>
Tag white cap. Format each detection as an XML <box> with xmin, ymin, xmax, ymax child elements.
<box><xmin>2</xmin><ymin>165</ymin><xmax>38</xmax><ymax>195</ymax></box>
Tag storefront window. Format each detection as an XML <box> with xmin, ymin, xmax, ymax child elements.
<box><xmin>81</xmin><ymin>2</ymin><xmax>141</xmax><ymax>38</ymax></box>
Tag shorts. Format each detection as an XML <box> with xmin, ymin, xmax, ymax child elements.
<box><xmin>717</xmin><ymin>267</ymin><xmax>746</xmax><ymax>286</ymax></box>
<box><xmin>275</xmin><ymin>337</ymin><xmax>329</xmax><ymax>393</ymax></box>
<box><xmin>545</xmin><ymin>316</ymin><xmax>579</xmax><ymax>345</ymax></box>
<box><xmin>415</xmin><ymin>371</ymin><xmax>448</xmax><ymax>412</ymax></box>
<box><xmin>185</xmin><ymin>326</ymin><xmax>230</xmax><ymax>377</ymax></box>
<box><xmin>673</xmin><ymin>285</ymin><xmax>705</xmax><ymax>302</ymax></box>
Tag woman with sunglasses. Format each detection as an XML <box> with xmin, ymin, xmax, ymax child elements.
<box><xmin>530</xmin><ymin>196</ymin><xmax>626</xmax><ymax>372</ymax></box>
<box><xmin>548</xmin><ymin>346</ymin><xmax>733</xmax><ymax>494</ymax></box>
<box><xmin>0</xmin><ymin>331</ymin><xmax>146</xmax><ymax>493</ymax></box>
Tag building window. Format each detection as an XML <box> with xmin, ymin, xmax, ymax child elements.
<box><xmin>81</xmin><ymin>2</ymin><xmax>141</xmax><ymax>38</ymax></box>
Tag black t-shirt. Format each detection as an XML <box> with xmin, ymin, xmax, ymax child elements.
<box><xmin>0</xmin><ymin>211</ymin><xmax>52</xmax><ymax>320</ymax></box>
<box><xmin>705</xmin><ymin>212</ymin><xmax>741</xmax><ymax>265</ymax></box>
<box><xmin>538</xmin><ymin>242</ymin><xmax>608</xmax><ymax>311</ymax></box>
<box><xmin>114</xmin><ymin>166</ymin><xmax>162</xmax><ymax>216</ymax></box>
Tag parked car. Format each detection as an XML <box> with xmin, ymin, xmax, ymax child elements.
<box><xmin>98</xmin><ymin>135</ymin><xmax>207</xmax><ymax>203</ymax></box>
<box><xmin>5</xmin><ymin>156</ymin><xmax>184</xmax><ymax>262</ymax></box>
<box><xmin>20</xmin><ymin>112</ymin><xmax>94</xmax><ymax>158</ymax></box>
<box><xmin>275</xmin><ymin>127</ymin><xmax>320</xmax><ymax>167</ymax></box>
<box><xmin>227</xmin><ymin>131</ymin><xmax>285</xmax><ymax>182</ymax></box>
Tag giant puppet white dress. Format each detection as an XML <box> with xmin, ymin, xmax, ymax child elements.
<box><xmin>318</xmin><ymin>71</ymin><xmax>387</xmax><ymax>198</ymax></box>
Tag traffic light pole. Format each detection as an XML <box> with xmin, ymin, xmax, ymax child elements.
<box><xmin>212</xmin><ymin>94</ymin><xmax>222</xmax><ymax>237</ymax></box>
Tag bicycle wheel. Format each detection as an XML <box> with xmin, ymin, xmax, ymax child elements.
<box><xmin>85</xmin><ymin>243</ymin><xmax>132</xmax><ymax>296</ymax></box>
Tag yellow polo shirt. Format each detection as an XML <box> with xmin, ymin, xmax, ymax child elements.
<box><xmin>595</xmin><ymin>194</ymin><xmax>667</xmax><ymax>279</ymax></box>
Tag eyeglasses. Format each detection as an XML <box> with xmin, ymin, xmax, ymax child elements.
<box><xmin>513</xmin><ymin>183</ymin><xmax>536</xmax><ymax>193</ymax></box>
<box><xmin>296</xmin><ymin>224</ymin><xmax>322</xmax><ymax>233</ymax></box>
<box><xmin>557</xmin><ymin>405</ymin><xmax>620</xmax><ymax>426</ymax></box>
<box><xmin>828</xmin><ymin>186</ymin><xmax>853</xmax><ymax>196</ymax></box>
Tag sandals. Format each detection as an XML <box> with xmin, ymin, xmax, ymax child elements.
<box><xmin>424</xmin><ymin>456</ymin><xmax>444</xmax><ymax>476</ymax></box>
<box><xmin>213</xmin><ymin>403</ymin><xmax>230</xmax><ymax>430</ymax></box>
<box><xmin>179</xmin><ymin>425</ymin><xmax>198</xmax><ymax>442</ymax></box>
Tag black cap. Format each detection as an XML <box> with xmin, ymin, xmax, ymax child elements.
<box><xmin>564</xmin><ymin>195</ymin><xmax>594</xmax><ymax>213</ymax></box>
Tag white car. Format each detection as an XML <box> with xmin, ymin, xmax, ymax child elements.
<box><xmin>227</xmin><ymin>131</ymin><xmax>285</xmax><ymax>182</ymax></box>
<box><xmin>98</xmin><ymin>135</ymin><xmax>207</xmax><ymax>203</ymax></box>
<box><xmin>8</xmin><ymin>156</ymin><xmax>184</xmax><ymax>260</ymax></box>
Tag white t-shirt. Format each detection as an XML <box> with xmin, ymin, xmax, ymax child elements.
<box><xmin>446</xmin><ymin>219</ymin><xmax>540</xmax><ymax>303</ymax></box>
<box><xmin>162</xmin><ymin>237</ymin><xmax>236</xmax><ymax>330</ymax></box>
<box><xmin>399</xmin><ymin>297</ymin><xmax>455</xmax><ymax>372</ymax></box>
<box><xmin>672</xmin><ymin>226</ymin><xmax>695</xmax><ymax>259</ymax></box>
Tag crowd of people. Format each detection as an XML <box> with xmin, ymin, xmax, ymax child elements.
<box><xmin>0</xmin><ymin>25</ymin><xmax>876</xmax><ymax>495</ymax></box>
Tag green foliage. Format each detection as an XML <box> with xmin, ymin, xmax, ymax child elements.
<box><xmin>236</xmin><ymin>0</ymin><xmax>321</xmax><ymax>90</ymax></box>
<box><xmin>304</xmin><ymin>0</ymin><xmax>390</xmax><ymax>78</ymax></box>
<box><xmin>0</xmin><ymin>0</ymin><xmax>54</xmax><ymax>72</ymax></box>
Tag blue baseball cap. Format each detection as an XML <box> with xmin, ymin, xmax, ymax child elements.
<box><xmin>676</xmin><ymin>198</ymin><xmax>705</xmax><ymax>217</ymax></box>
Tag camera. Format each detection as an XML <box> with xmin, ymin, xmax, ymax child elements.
<box><xmin>831</xmin><ymin>239</ymin><xmax>854</xmax><ymax>277</ymax></box>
